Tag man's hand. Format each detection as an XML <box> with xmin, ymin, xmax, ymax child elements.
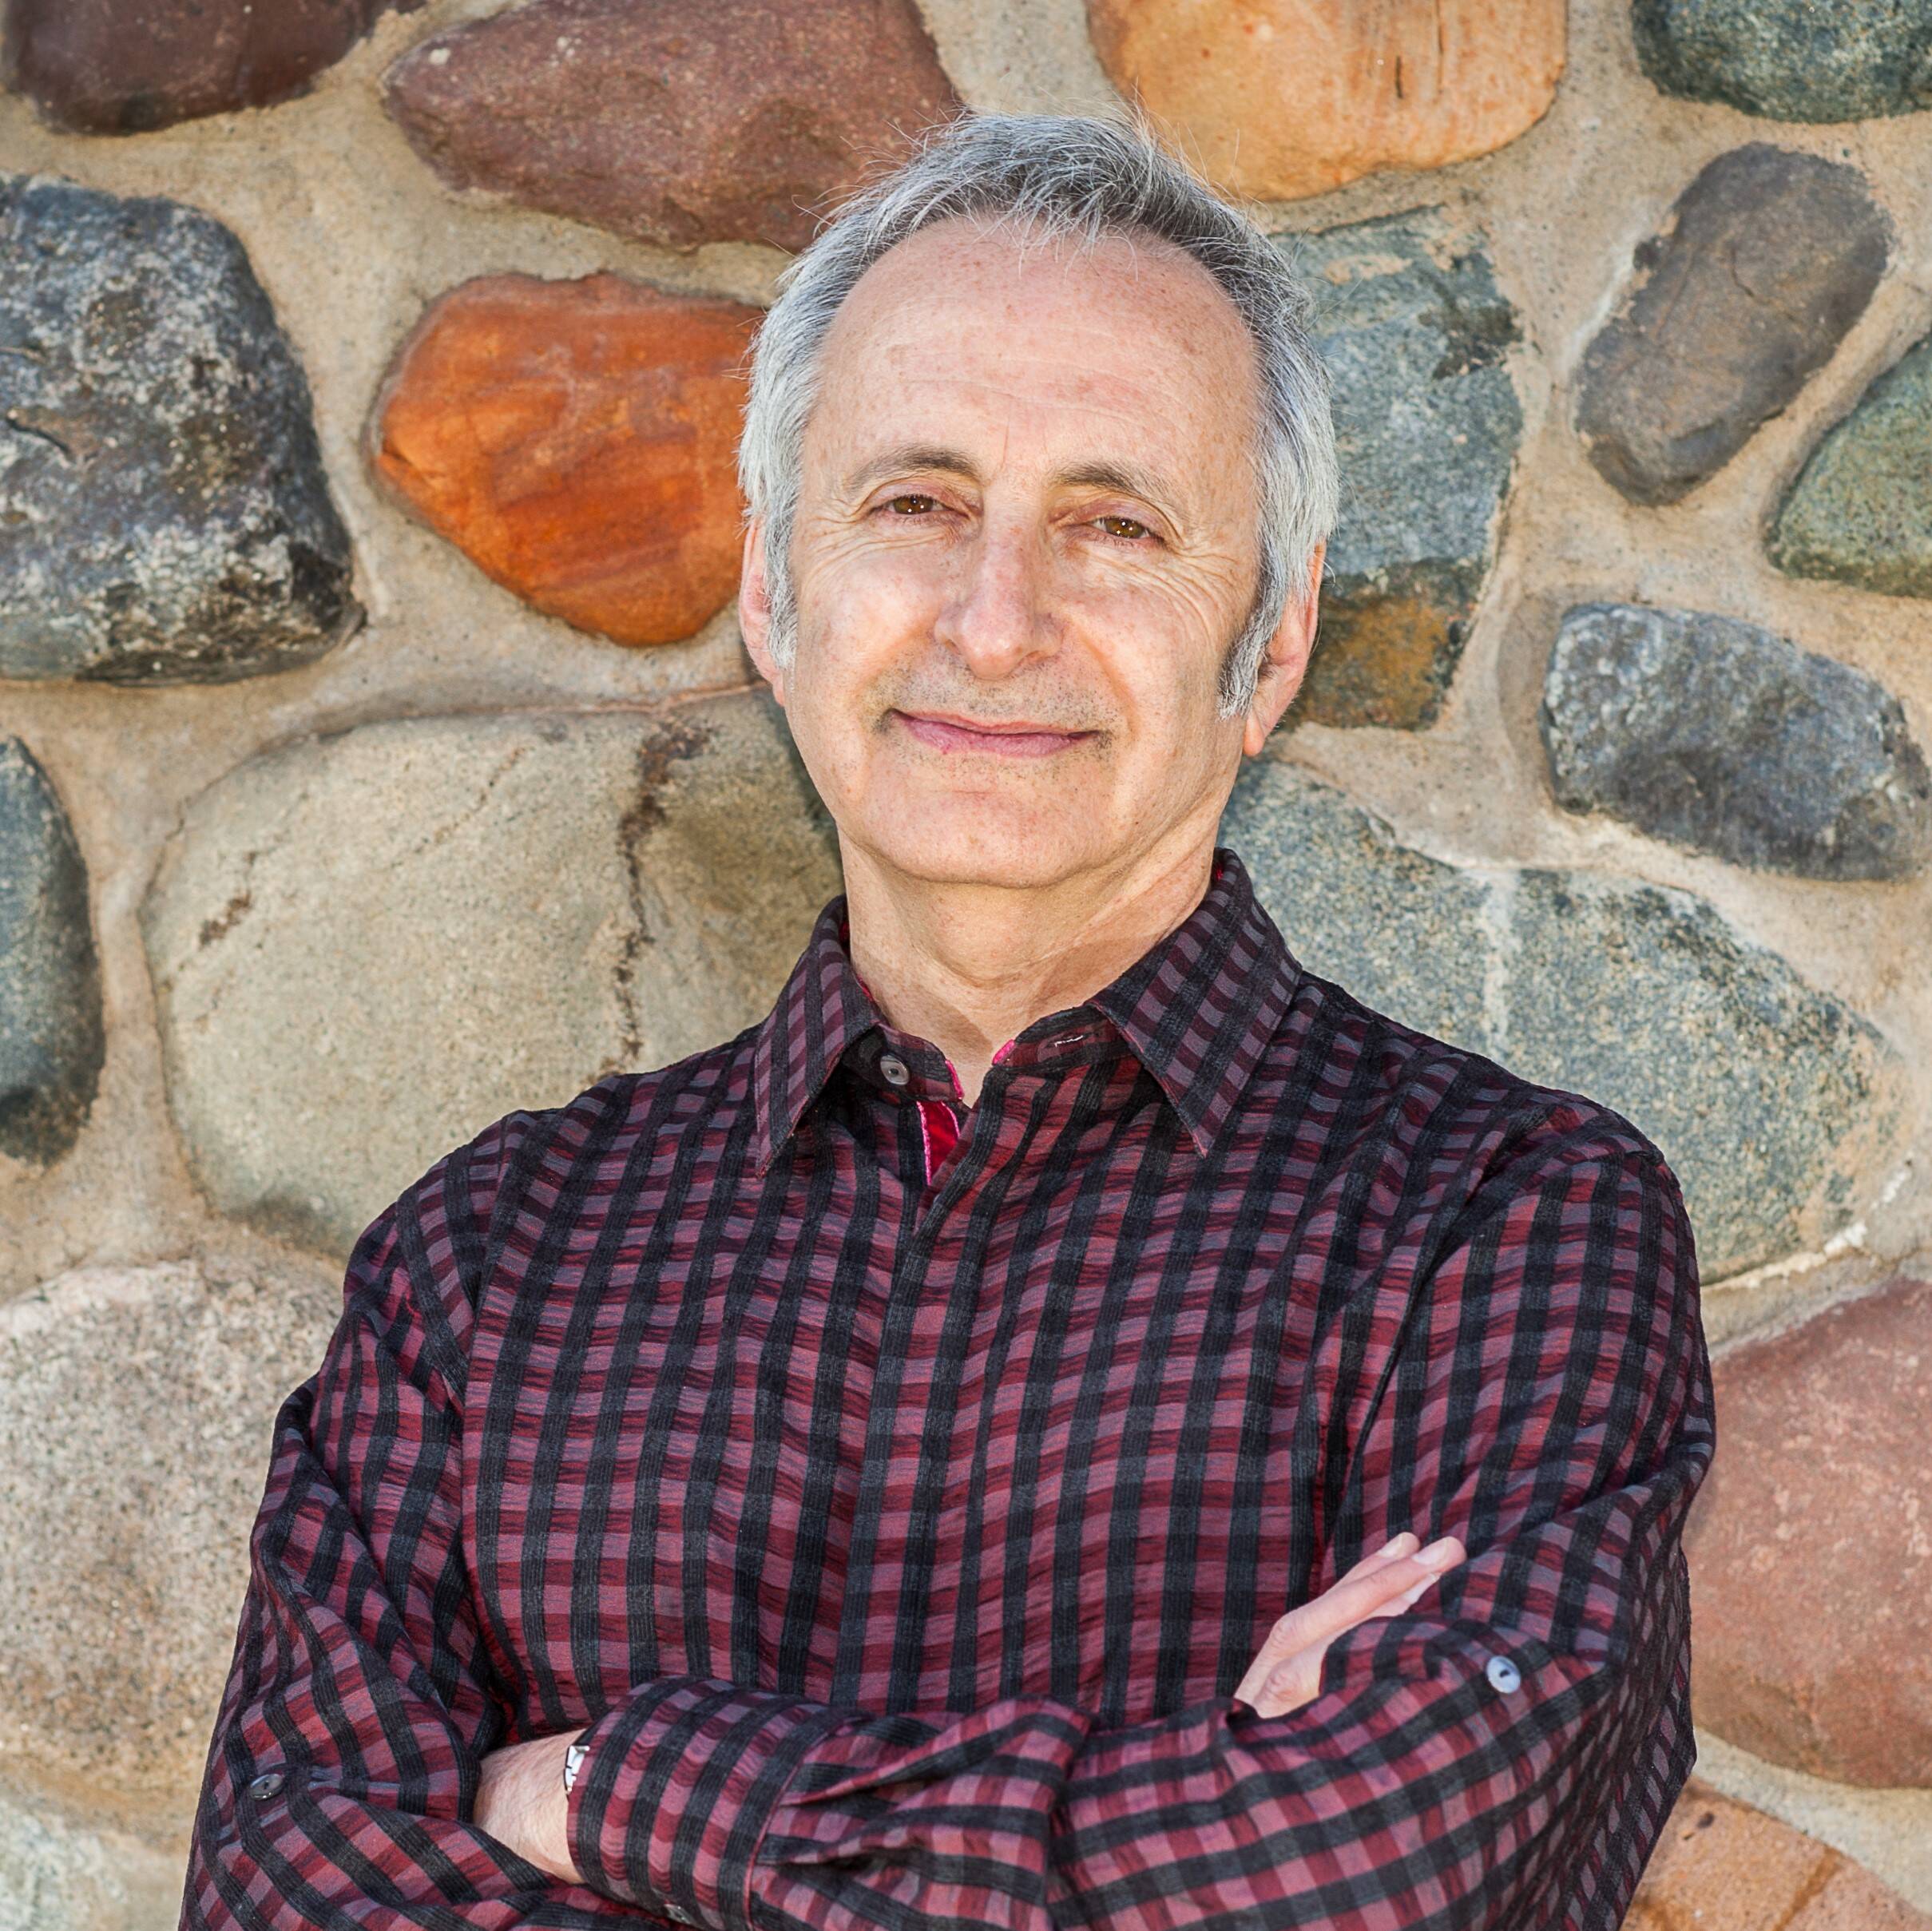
<box><xmin>474</xmin><ymin>1729</ymin><xmax>584</xmax><ymax>1883</ymax></box>
<box><xmin>1235</xmin><ymin>1530</ymin><xmax>1467</xmax><ymax>1717</ymax></box>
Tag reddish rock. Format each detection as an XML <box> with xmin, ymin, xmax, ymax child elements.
<box><xmin>366</xmin><ymin>274</ymin><xmax>759</xmax><ymax>647</ymax></box>
<box><xmin>1684</xmin><ymin>1276</ymin><xmax>1932</xmax><ymax>1786</ymax></box>
<box><xmin>382</xmin><ymin>0</ymin><xmax>960</xmax><ymax>253</ymax></box>
<box><xmin>1085</xmin><ymin>0</ymin><xmax>1565</xmax><ymax>203</ymax></box>
<box><xmin>1628</xmin><ymin>1779</ymin><xmax>1931</xmax><ymax>1930</ymax></box>
<box><xmin>0</xmin><ymin>0</ymin><xmax>422</xmax><ymax>135</ymax></box>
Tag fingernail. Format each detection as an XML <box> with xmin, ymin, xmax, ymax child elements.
<box><xmin>1385</xmin><ymin>1531</ymin><xmax>1418</xmax><ymax>1554</ymax></box>
<box><xmin>1418</xmin><ymin>1537</ymin><xmax>1462</xmax><ymax>1569</ymax></box>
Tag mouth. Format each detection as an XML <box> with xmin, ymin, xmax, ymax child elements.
<box><xmin>890</xmin><ymin>709</ymin><xmax>1098</xmax><ymax>759</ymax></box>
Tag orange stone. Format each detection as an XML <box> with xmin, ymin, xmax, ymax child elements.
<box><xmin>1627</xmin><ymin>1779</ymin><xmax>1931</xmax><ymax>1930</ymax></box>
<box><xmin>366</xmin><ymin>274</ymin><xmax>759</xmax><ymax>646</ymax></box>
<box><xmin>1085</xmin><ymin>0</ymin><xmax>1566</xmax><ymax>203</ymax></box>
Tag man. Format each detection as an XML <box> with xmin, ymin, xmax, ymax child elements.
<box><xmin>181</xmin><ymin>113</ymin><xmax>1714</xmax><ymax>1931</ymax></box>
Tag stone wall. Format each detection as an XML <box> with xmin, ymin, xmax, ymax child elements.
<box><xmin>2</xmin><ymin>1</ymin><xmax>1930</xmax><ymax>1924</ymax></box>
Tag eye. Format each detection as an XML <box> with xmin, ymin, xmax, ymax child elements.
<box><xmin>881</xmin><ymin>493</ymin><xmax>940</xmax><ymax>516</ymax></box>
<box><xmin>1095</xmin><ymin>514</ymin><xmax>1152</xmax><ymax>542</ymax></box>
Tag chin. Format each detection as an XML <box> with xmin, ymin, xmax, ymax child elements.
<box><xmin>860</xmin><ymin>804</ymin><xmax>1100</xmax><ymax>890</ymax></box>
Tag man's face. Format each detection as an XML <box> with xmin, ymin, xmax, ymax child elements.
<box><xmin>743</xmin><ymin>216</ymin><xmax>1315</xmax><ymax>892</ymax></box>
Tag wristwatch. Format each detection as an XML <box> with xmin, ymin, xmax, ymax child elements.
<box><xmin>561</xmin><ymin>1739</ymin><xmax>589</xmax><ymax>1795</ymax></box>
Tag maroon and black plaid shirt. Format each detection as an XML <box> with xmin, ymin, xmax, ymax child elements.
<box><xmin>180</xmin><ymin>847</ymin><xmax>1715</xmax><ymax>1931</ymax></box>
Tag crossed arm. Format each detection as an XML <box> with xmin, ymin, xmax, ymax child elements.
<box><xmin>179</xmin><ymin>1133</ymin><xmax>1713</xmax><ymax>1931</ymax></box>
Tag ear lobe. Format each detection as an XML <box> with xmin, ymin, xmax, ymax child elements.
<box><xmin>737</xmin><ymin>518</ymin><xmax>786</xmax><ymax>702</ymax></box>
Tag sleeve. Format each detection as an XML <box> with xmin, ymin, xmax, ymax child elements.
<box><xmin>177</xmin><ymin>1117</ymin><xmax>636</xmax><ymax>1931</ymax></box>
<box><xmin>561</xmin><ymin>1142</ymin><xmax>1716</xmax><ymax>1931</ymax></box>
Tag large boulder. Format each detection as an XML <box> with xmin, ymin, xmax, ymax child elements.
<box><xmin>0</xmin><ymin>1259</ymin><xmax>339</xmax><ymax>1822</ymax></box>
<box><xmin>382</xmin><ymin>0</ymin><xmax>959</xmax><ymax>253</ymax></box>
<box><xmin>1085</xmin><ymin>0</ymin><xmax>1565</xmax><ymax>203</ymax></box>
<box><xmin>1683</xmin><ymin>1276</ymin><xmax>1932</xmax><ymax>1786</ymax></box>
<box><xmin>1575</xmin><ymin>147</ymin><xmax>1888</xmax><ymax>506</ymax></box>
<box><xmin>0</xmin><ymin>739</ymin><xmax>103</xmax><ymax>1167</ymax></box>
<box><xmin>141</xmin><ymin>692</ymin><xmax>842</xmax><ymax>1255</ymax></box>
<box><xmin>0</xmin><ymin>1781</ymin><xmax>181</xmax><ymax>1931</ymax></box>
<box><xmin>1771</xmin><ymin>332</ymin><xmax>1932</xmax><ymax>601</ymax></box>
<box><xmin>1541</xmin><ymin>603</ymin><xmax>1932</xmax><ymax>879</ymax></box>
<box><xmin>366</xmin><ymin>275</ymin><xmax>759</xmax><ymax>646</ymax></box>
<box><xmin>0</xmin><ymin>172</ymin><xmax>360</xmax><ymax>684</ymax></box>
<box><xmin>1632</xmin><ymin>0</ymin><xmax>1932</xmax><ymax>123</ymax></box>
<box><xmin>1286</xmin><ymin>209</ymin><xmax>1523</xmax><ymax>730</ymax></box>
<box><xmin>0</xmin><ymin>0</ymin><xmax>423</xmax><ymax>134</ymax></box>
<box><xmin>1221</xmin><ymin>759</ymin><xmax>1906</xmax><ymax>1277</ymax></box>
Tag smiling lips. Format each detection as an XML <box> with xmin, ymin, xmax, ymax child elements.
<box><xmin>893</xmin><ymin>710</ymin><xmax>1097</xmax><ymax>758</ymax></box>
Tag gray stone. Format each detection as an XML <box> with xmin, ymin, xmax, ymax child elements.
<box><xmin>0</xmin><ymin>1781</ymin><xmax>179</xmax><ymax>1931</ymax></box>
<box><xmin>0</xmin><ymin>172</ymin><xmax>361</xmax><ymax>684</ymax></box>
<box><xmin>1770</xmin><ymin>332</ymin><xmax>1932</xmax><ymax>599</ymax></box>
<box><xmin>1541</xmin><ymin>603</ymin><xmax>1932</xmax><ymax>879</ymax></box>
<box><xmin>141</xmin><ymin>692</ymin><xmax>842</xmax><ymax>1255</ymax></box>
<box><xmin>1632</xmin><ymin>0</ymin><xmax>1932</xmax><ymax>123</ymax></box>
<box><xmin>1221</xmin><ymin>760</ymin><xmax>1905</xmax><ymax>1276</ymax></box>
<box><xmin>1280</xmin><ymin>208</ymin><xmax>1523</xmax><ymax>731</ymax></box>
<box><xmin>1576</xmin><ymin>146</ymin><xmax>1888</xmax><ymax>506</ymax></box>
<box><xmin>0</xmin><ymin>1259</ymin><xmax>339</xmax><ymax>1821</ymax></box>
<box><xmin>0</xmin><ymin>738</ymin><xmax>102</xmax><ymax>1165</ymax></box>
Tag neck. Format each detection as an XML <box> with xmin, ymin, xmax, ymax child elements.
<box><xmin>840</xmin><ymin>835</ymin><xmax>1217</xmax><ymax>1104</ymax></box>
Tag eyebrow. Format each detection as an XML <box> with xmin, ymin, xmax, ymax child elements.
<box><xmin>841</xmin><ymin>445</ymin><xmax>1184</xmax><ymax>519</ymax></box>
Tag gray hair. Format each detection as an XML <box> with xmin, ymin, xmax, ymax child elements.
<box><xmin>736</xmin><ymin>111</ymin><xmax>1338</xmax><ymax>716</ymax></box>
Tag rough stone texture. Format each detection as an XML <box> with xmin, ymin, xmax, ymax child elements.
<box><xmin>1283</xmin><ymin>210</ymin><xmax>1523</xmax><ymax>730</ymax></box>
<box><xmin>0</xmin><ymin>739</ymin><xmax>103</xmax><ymax>1168</ymax></box>
<box><xmin>1542</xmin><ymin>603</ymin><xmax>1932</xmax><ymax>879</ymax></box>
<box><xmin>1085</xmin><ymin>0</ymin><xmax>1565</xmax><ymax>203</ymax></box>
<box><xmin>1627</xmin><ymin>1778</ymin><xmax>1932</xmax><ymax>1929</ymax></box>
<box><xmin>0</xmin><ymin>172</ymin><xmax>361</xmax><ymax>684</ymax></box>
<box><xmin>0</xmin><ymin>1782</ymin><xmax>181</xmax><ymax>1931</ymax></box>
<box><xmin>1575</xmin><ymin>146</ymin><xmax>1888</xmax><ymax>506</ymax></box>
<box><xmin>382</xmin><ymin>0</ymin><xmax>960</xmax><ymax>254</ymax></box>
<box><xmin>0</xmin><ymin>0</ymin><xmax>423</xmax><ymax>136</ymax></box>
<box><xmin>1682</xmin><ymin>1276</ymin><xmax>1932</xmax><ymax>1787</ymax></box>
<box><xmin>0</xmin><ymin>1259</ymin><xmax>339</xmax><ymax>1820</ymax></box>
<box><xmin>141</xmin><ymin>692</ymin><xmax>842</xmax><ymax>1256</ymax></box>
<box><xmin>1632</xmin><ymin>0</ymin><xmax>1932</xmax><ymax>123</ymax></box>
<box><xmin>367</xmin><ymin>274</ymin><xmax>759</xmax><ymax>646</ymax></box>
<box><xmin>1220</xmin><ymin>760</ymin><xmax>1904</xmax><ymax>1277</ymax></box>
<box><xmin>1771</xmin><ymin>332</ymin><xmax>1932</xmax><ymax>600</ymax></box>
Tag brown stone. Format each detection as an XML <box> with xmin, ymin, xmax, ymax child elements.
<box><xmin>1085</xmin><ymin>0</ymin><xmax>1565</xmax><ymax>203</ymax></box>
<box><xmin>382</xmin><ymin>0</ymin><xmax>960</xmax><ymax>253</ymax></box>
<box><xmin>366</xmin><ymin>274</ymin><xmax>759</xmax><ymax>647</ymax></box>
<box><xmin>0</xmin><ymin>0</ymin><xmax>422</xmax><ymax>135</ymax></box>
<box><xmin>1683</xmin><ymin>1277</ymin><xmax>1932</xmax><ymax>1786</ymax></box>
<box><xmin>1627</xmin><ymin>1779</ymin><xmax>1932</xmax><ymax>1930</ymax></box>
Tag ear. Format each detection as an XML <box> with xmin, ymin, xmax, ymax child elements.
<box><xmin>1241</xmin><ymin>538</ymin><xmax>1324</xmax><ymax>758</ymax></box>
<box><xmin>737</xmin><ymin>516</ymin><xmax>786</xmax><ymax>705</ymax></box>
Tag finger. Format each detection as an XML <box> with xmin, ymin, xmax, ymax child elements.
<box><xmin>1336</xmin><ymin>1532</ymin><xmax>1420</xmax><ymax>1580</ymax></box>
<box><xmin>1280</xmin><ymin>1538</ymin><xmax>1466</xmax><ymax>1651</ymax></box>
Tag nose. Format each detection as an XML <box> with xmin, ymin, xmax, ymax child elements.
<box><xmin>931</xmin><ymin>510</ymin><xmax>1059</xmax><ymax>680</ymax></box>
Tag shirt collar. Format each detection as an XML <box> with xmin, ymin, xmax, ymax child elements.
<box><xmin>750</xmin><ymin>847</ymin><xmax>1299</xmax><ymax>1174</ymax></box>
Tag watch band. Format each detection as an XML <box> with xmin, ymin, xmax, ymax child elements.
<box><xmin>561</xmin><ymin>1739</ymin><xmax>589</xmax><ymax>1795</ymax></box>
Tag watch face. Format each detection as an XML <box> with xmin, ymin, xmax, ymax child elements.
<box><xmin>563</xmin><ymin>1741</ymin><xmax>589</xmax><ymax>1793</ymax></box>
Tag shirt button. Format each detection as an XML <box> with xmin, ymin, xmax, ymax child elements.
<box><xmin>1485</xmin><ymin>1654</ymin><xmax>1522</xmax><ymax>1695</ymax></box>
<box><xmin>879</xmin><ymin>1054</ymin><xmax>910</xmax><ymax>1087</ymax></box>
<box><xmin>247</xmin><ymin>1770</ymin><xmax>286</xmax><ymax>1800</ymax></box>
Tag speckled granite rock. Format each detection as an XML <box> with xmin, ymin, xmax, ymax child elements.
<box><xmin>0</xmin><ymin>0</ymin><xmax>423</xmax><ymax>135</ymax></box>
<box><xmin>1683</xmin><ymin>1276</ymin><xmax>1932</xmax><ymax>1786</ymax></box>
<box><xmin>1632</xmin><ymin>0</ymin><xmax>1932</xmax><ymax>123</ymax></box>
<box><xmin>0</xmin><ymin>1782</ymin><xmax>181</xmax><ymax>1931</ymax></box>
<box><xmin>0</xmin><ymin>739</ymin><xmax>102</xmax><ymax>1167</ymax></box>
<box><xmin>382</xmin><ymin>0</ymin><xmax>959</xmax><ymax>252</ymax></box>
<box><xmin>366</xmin><ymin>274</ymin><xmax>758</xmax><ymax>645</ymax></box>
<box><xmin>1542</xmin><ymin>603</ymin><xmax>1931</xmax><ymax>878</ymax></box>
<box><xmin>1771</xmin><ymin>332</ymin><xmax>1932</xmax><ymax>599</ymax></box>
<box><xmin>1222</xmin><ymin>759</ymin><xmax>1905</xmax><ymax>1276</ymax></box>
<box><xmin>1283</xmin><ymin>209</ymin><xmax>1523</xmax><ymax>730</ymax></box>
<box><xmin>0</xmin><ymin>172</ymin><xmax>360</xmax><ymax>684</ymax></box>
<box><xmin>141</xmin><ymin>692</ymin><xmax>841</xmax><ymax>1255</ymax></box>
<box><xmin>0</xmin><ymin>1259</ymin><xmax>339</xmax><ymax>1818</ymax></box>
<box><xmin>1085</xmin><ymin>0</ymin><xmax>1565</xmax><ymax>202</ymax></box>
<box><xmin>1575</xmin><ymin>146</ymin><xmax>1887</xmax><ymax>505</ymax></box>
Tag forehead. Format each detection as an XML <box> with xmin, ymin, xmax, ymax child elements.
<box><xmin>807</xmin><ymin>216</ymin><xmax>1261</xmax><ymax>482</ymax></box>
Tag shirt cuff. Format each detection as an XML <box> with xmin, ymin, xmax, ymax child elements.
<box><xmin>565</xmin><ymin>1675</ymin><xmax>842</xmax><ymax>1929</ymax></box>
